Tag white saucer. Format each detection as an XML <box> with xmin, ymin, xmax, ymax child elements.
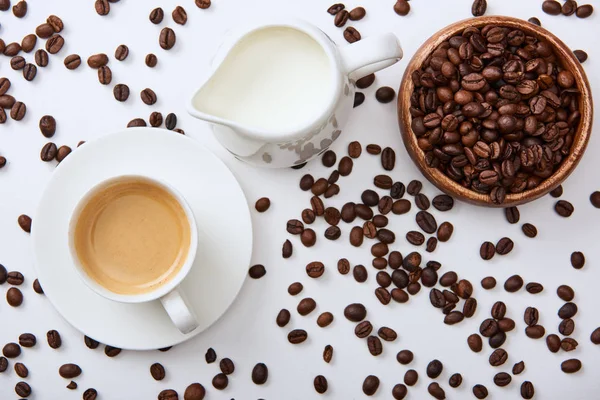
<box><xmin>31</xmin><ymin>129</ymin><xmax>253</xmax><ymax>350</ymax></box>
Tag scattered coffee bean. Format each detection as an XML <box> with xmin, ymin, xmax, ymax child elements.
<box><xmin>314</xmin><ymin>375</ymin><xmax>328</xmax><ymax>394</ymax></box>
<box><xmin>84</xmin><ymin>336</ymin><xmax>99</xmax><ymax>349</ymax></box>
<box><xmin>344</xmin><ymin>27</ymin><xmax>361</xmax><ymax>43</ymax></box>
<box><xmin>404</xmin><ymin>369</ymin><xmax>418</xmax><ymax>386</ymax></box>
<box><xmin>219</xmin><ymin>358</ymin><xmax>234</xmax><ymax>375</ymax></box>
<box><xmin>354</xmin><ymin>92</ymin><xmax>365</xmax><ymax>107</ymax></box>
<box><xmin>205</xmin><ymin>348</ymin><xmax>216</xmax><ymax>363</ymax></box>
<box><xmin>496</xmin><ymin>237</ymin><xmax>514</xmax><ymax>255</ymax></box>
<box><xmin>150</xmin><ymin>7</ymin><xmax>164</xmax><ymax>23</ymax></box>
<box><xmin>561</xmin><ymin>358</ymin><xmax>582</xmax><ymax>373</ymax></box>
<box><xmin>46</xmin><ymin>34</ymin><xmax>65</xmax><ymax>54</ymax></box>
<box><xmin>576</xmin><ymin>4</ymin><xmax>594</xmax><ymax>18</ymax></box>
<box><xmin>393</xmin><ymin>0</ymin><xmax>410</xmax><ymax>16</ymax></box>
<box><xmin>288</xmin><ymin>329</ymin><xmax>308</xmax><ymax>344</ymax></box>
<box><xmin>524</xmin><ymin>307</ymin><xmax>539</xmax><ymax>326</ymax></box>
<box><xmin>10</xmin><ymin>101</ymin><xmax>26</xmax><ymax>120</ymax></box>
<box><xmin>15</xmin><ymin>381</ymin><xmax>31</xmax><ymax>397</ymax></box>
<box><xmin>344</xmin><ymin>303</ymin><xmax>366</xmax><ymax>322</ymax></box>
<box><xmin>252</xmin><ymin>362</ymin><xmax>268</xmax><ymax>384</ymax></box>
<box><xmin>426</xmin><ymin>359</ymin><xmax>443</xmax><ymax>379</ymax></box>
<box><xmin>356</xmin><ymin>74</ymin><xmax>375</xmax><ymax>90</ymax></box>
<box><xmin>3</xmin><ymin>342</ymin><xmax>21</xmax><ymax>358</ymax></box>
<box><xmin>494</xmin><ymin>372</ymin><xmax>511</xmax><ymax>387</ymax></box>
<box><xmin>542</xmin><ymin>0</ymin><xmax>562</xmax><ymax>15</ymax></box>
<box><xmin>525</xmin><ymin>325</ymin><xmax>546</xmax><ymax>339</ymax></box>
<box><xmin>363</xmin><ymin>375</ymin><xmax>380</xmax><ymax>395</ymax></box>
<box><xmin>570</xmin><ymin>251</ymin><xmax>585</xmax><ymax>269</ymax></box>
<box><xmin>14</xmin><ymin>362</ymin><xmax>28</xmax><ymax>378</ymax></box>
<box><xmin>428</xmin><ymin>382</ymin><xmax>446</xmax><ymax>400</ymax></box>
<box><xmin>212</xmin><ymin>373</ymin><xmax>228</xmax><ymax>389</ymax></box>
<box><xmin>10</xmin><ymin>56</ymin><xmax>26</xmax><ymax>70</ymax></box>
<box><xmin>521</xmin><ymin>223</ymin><xmax>538</xmax><ymax>238</ymax></box>
<box><xmin>276</xmin><ymin>309</ymin><xmax>290</xmax><ymax>327</ymax></box>
<box><xmin>297</xmin><ymin>298</ymin><xmax>316</xmax><ymax>316</ymax></box>
<box><xmin>104</xmin><ymin>345</ymin><xmax>121</xmax><ymax>357</ymax></box>
<box><xmin>322</xmin><ymin>150</ymin><xmax>336</xmax><ymax>167</ymax></box>
<box><xmin>481</xmin><ymin>276</ymin><xmax>496</xmax><ymax>290</ymax></box>
<box><xmin>366</xmin><ymin>144</ymin><xmax>382</xmax><ymax>155</ymax></box>
<box><xmin>504</xmin><ymin>275</ymin><xmax>524</xmax><ymax>292</ymax></box>
<box><xmin>18</xmin><ymin>333</ymin><xmax>36</xmax><ymax>348</ymax></box>
<box><xmin>525</xmin><ymin>282</ymin><xmax>543</xmax><ymax>294</ymax></box>
<box><xmin>255</xmin><ymin>197</ymin><xmax>270</xmax><ymax>212</ymax></box>
<box><xmin>172</xmin><ymin>5</ymin><xmax>187</xmax><ymax>25</ymax></box>
<box><xmin>157</xmin><ymin>389</ymin><xmax>176</xmax><ymax>400</ymax></box>
<box><xmin>145</xmin><ymin>53</ymin><xmax>158</xmax><ymax>67</ymax></box>
<box><xmin>334</xmin><ymin>9</ymin><xmax>349</xmax><ymax>27</ymax></box>
<box><xmin>504</xmin><ymin>207</ymin><xmax>520</xmax><ymax>224</ymax></box>
<box><xmin>561</xmin><ymin>337</ymin><xmax>578</xmax><ymax>351</ymax></box>
<box><xmin>12</xmin><ymin>0</ymin><xmax>26</xmax><ymax>17</ymax></box>
<box><xmin>159</xmin><ymin>27</ymin><xmax>176</xmax><ymax>50</ymax></box>
<box><xmin>140</xmin><ymin>88</ymin><xmax>157</xmax><ymax>105</ymax></box>
<box><xmin>113</xmin><ymin>84</ymin><xmax>130</xmax><ymax>102</ymax></box>
<box><xmin>95</xmin><ymin>0</ymin><xmax>110</xmax><ymax>15</ymax></box>
<box><xmin>353</xmin><ymin>264</ymin><xmax>368</xmax><ymax>282</ymax></box>
<box><xmin>23</xmin><ymin>63</ymin><xmax>37</xmax><ymax>81</ymax></box>
<box><xmin>468</xmin><ymin>333</ymin><xmax>483</xmax><ymax>352</ymax></box>
<box><xmin>555</xmin><ymin>200</ymin><xmax>574</xmax><ymax>217</ymax></box>
<box><xmin>473</xmin><ymin>384</ymin><xmax>488</xmax><ymax>399</ymax></box>
<box><xmin>195</xmin><ymin>0</ymin><xmax>211</xmax><ymax>8</ymax></box>
<box><xmin>59</xmin><ymin>363</ymin><xmax>82</xmax><ymax>379</ymax></box>
<box><xmin>557</xmin><ymin>284</ymin><xmax>575</xmax><ymax>301</ymax></box>
<box><xmin>489</xmin><ymin>348</ymin><xmax>508</xmax><ymax>366</ymax></box>
<box><xmin>558</xmin><ymin>302</ymin><xmax>578</xmax><ymax>319</ymax></box>
<box><xmin>376</xmin><ymin>87</ymin><xmax>395</xmax><ymax>103</ymax></box>
<box><xmin>183</xmin><ymin>383</ymin><xmax>205</xmax><ymax>399</ymax></box>
<box><xmin>590</xmin><ymin>327</ymin><xmax>600</xmax><ymax>344</ymax></box>
<box><xmin>7</xmin><ymin>287</ymin><xmax>23</xmax><ymax>306</ymax></box>
<box><xmin>149</xmin><ymin>362</ymin><xmax>166</xmax><ymax>380</ymax></box>
<box><xmin>338</xmin><ymin>156</ymin><xmax>353</xmax><ymax>176</ymax></box>
<box><xmin>437</xmin><ymin>222</ymin><xmax>454</xmax><ymax>242</ymax></box>
<box><xmin>248</xmin><ymin>264</ymin><xmax>266</xmax><ymax>279</ymax></box>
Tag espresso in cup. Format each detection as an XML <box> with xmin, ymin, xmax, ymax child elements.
<box><xmin>73</xmin><ymin>177</ymin><xmax>191</xmax><ymax>295</ymax></box>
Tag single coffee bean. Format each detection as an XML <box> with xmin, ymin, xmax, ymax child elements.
<box><xmin>334</xmin><ymin>9</ymin><xmax>349</xmax><ymax>27</ymax></box>
<box><xmin>297</xmin><ymin>298</ymin><xmax>316</xmax><ymax>315</ymax></box>
<box><xmin>558</xmin><ymin>302</ymin><xmax>578</xmax><ymax>319</ymax></box>
<box><xmin>59</xmin><ymin>363</ymin><xmax>82</xmax><ymax>379</ymax></box>
<box><xmin>98</xmin><ymin>66</ymin><xmax>112</xmax><ymax>85</ymax></box>
<box><xmin>513</xmin><ymin>361</ymin><xmax>525</xmax><ymax>375</ymax></box>
<box><xmin>84</xmin><ymin>336</ymin><xmax>99</xmax><ymax>349</ymax></box>
<box><xmin>149</xmin><ymin>7</ymin><xmax>164</xmax><ymax>23</ymax></box>
<box><xmin>363</xmin><ymin>375</ymin><xmax>380</xmax><ymax>395</ymax></box>
<box><xmin>526</xmin><ymin>282</ymin><xmax>543</xmax><ymax>294</ymax></box>
<box><xmin>10</xmin><ymin>56</ymin><xmax>26</xmax><ymax>70</ymax></box>
<box><xmin>23</xmin><ymin>63</ymin><xmax>36</xmax><ymax>82</ymax></box>
<box><xmin>472</xmin><ymin>0</ymin><xmax>487</xmax><ymax>16</ymax></box>
<box><xmin>299</xmin><ymin>174</ymin><xmax>314</xmax><ymax>191</ymax></box>
<box><xmin>7</xmin><ymin>287</ymin><xmax>23</xmax><ymax>306</ymax></box>
<box><xmin>282</xmin><ymin>239</ymin><xmax>293</xmax><ymax>259</ymax></box>
<box><xmin>18</xmin><ymin>333</ymin><xmax>36</xmax><ymax>348</ymax></box>
<box><xmin>0</xmin><ymin>0</ymin><xmax>9</xmax><ymax>11</ymax></box>
<box><xmin>287</xmin><ymin>219</ymin><xmax>304</xmax><ymax>234</ymax></box>
<box><xmin>493</xmin><ymin>372</ymin><xmax>511</xmax><ymax>387</ymax></box>
<box><xmin>205</xmin><ymin>348</ymin><xmax>216</xmax><ymax>363</ymax></box>
<box><xmin>113</xmin><ymin>45</ymin><xmax>129</xmax><ymax>62</ymax></box>
<box><xmin>355</xmin><ymin>321</ymin><xmax>373</xmax><ymax>338</ymax></box>
<box><xmin>95</xmin><ymin>0</ymin><xmax>110</xmax><ymax>15</ymax></box>
<box><xmin>454</xmin><ymin>279</ymin><xmax>473</xmax><ymax>299</ymax></box>
<box><xmin>301</xmin><ymin>228</ymin><xmax>317</xmax><ymax>246</ymax></box>
<box><xmin>353</xmin><ymin>264</ymin><xmax>368</xmax><ymax>282</ymax></box>
<box><xmin>7</xmin><ymin>271</ymin><xmax>24</xmax><ymax>285</ymax></box>
<box><xmin>392</xmin><ymin>384</ymin><xmax>408</xmax><ymax>400</ymax></box>
<box><xmin>504</xmin><ymin>207</ymin><xmax>520</xmax><ymax>224</ymax></box>
<box><xmin>3</xmin><ymin>343</ymin><xmax>21</xmax><ymax>358</ymax></box>
<box><xmin>555</xmin><ymin>200</ymin><xmax>574</xmax><ymax>217</ymax></box>
<box><xmin>437</xmin><ymin>222</ymin><xmax>454</xmax><ymax>242</ymax></box>
<box><xmin>573</xmin><ymin>50</ymin><xmax>588</xmax><ymax>64</ymax></box>
<box><xmin>159</xmin><ymin>28</ymin><xmax>176</xmax><ymax>50</ymax></box>
<box><xmin>404</xmin><ymin>369</ymin><xmax>418</xmax><ymax>386</ymax></box>
<box><xmin>349</xmin><ymin>6</ymin><xmax>366</xmax><ymax>20</ymax></box>
<box><xmin>525</xmin><ymin>325</ymin><xmax>546</xmax><ymax>339</ymax></box>
<box><xmin>338</xmin><ymin>156</ymin><xmax>353</xmax><ymax>175</ymax></box>
<box><xmin>416</xmin><ymin>211</ymin><xmax>437</xmax><ymax>234</ymax></box>
<box><xmin>38</xmin><ymin>115</ymin><xmax>57</xmax><ymax>138</ymax></box>
<box><xmin>396</xmin><ymin>349</ymin><xmax>413</xmax><ymax>365</ymax></box>
<box><xmin>327</xmin><ymin>3</ymin><xmax>345</xmax><ymax>15</ymax></box>
<box><xmin>378</xmin><ymin>327</ymin><xmax>397</xmax><ymax>341</ymax></box>
<box><xmin>366</xmin><ymin>144</ymin><xmax>382</xmax><ymax>155</ymax></box>
<box><xmin>468</xmin><ymin>334</ymin><xmax>483</xmax><ymax>352</ymax></box>
<box><xmin>524</xmin><ymin>307</ymin><xmax>539</xmax><ymax>326</ymax></box>
<box><xmin>87</xmin><ymin>53</ymin><xmax>108</xmax><ymax>69</ymax></box>
<box><xmin>15</xmin><ymin>381</ymin><xmax>31</xmax><ymax>397</ymax></box>
<box><xmin>557</xmin><ymin>285</ymin><xmax>575</xmax><ymax>301</ymax></box>
<box><xmin>489</xmin><ymin>349</ymin><xmax>507</xmax><ymax>366</ymax></box>
<box><xmin>489</xmin><ymin>330</ymin><xmax>507</xmax><ymax>348</ymax></box>
<box><xmin>64</xmin><ymin>54</ymin><xmax>82</xmax><ymax>70</ymax></box>
<box><xmin>498</xmin><ymin>318</ymin><xmax>515</xmax><ymax>332</ymax></box>
<box><xmin>104</xmin><ymin>345</ymin><xmax>121</xmax><ymax>357</ymax></box>
<box><xmin>183</xmin><ymin>383</ymin><xmax>205</xmax><ymax>399</ymax></box>
<box><xmin>46</xmin><ymin>34</ymin><xmax>65</xmax><ymax>54</ymax></box>
<box><xmin>144</xmin><ymin>53</ymin><xmax>158</xmax><ymax>68</ymax></box>
<box><xmin>589</xmin><ymin>327</ymin><xmax>600</xmax><ymax>345</ymax></box>
<box><xmin>561</xmin><ymin>358</ymin><xmax>582</xmax><ymax>373</ymax></box>
<box><xmin>287</xmin><ymin>329</ymin><xmax>308</xmax><ymax>344</ymax></box>
<box><xmin>480</xmin><ymin>319</ymin><xmax>499</xmax><ymax>338</ymax></box>
<box><xmin>344</xmin><ymin>27</ymin><xmax>361</xmax><ymax>43</ymax></box>
<box><xmin>15</xmin><ymin>362</ymin><xmax>28</xmax><ymax>378</ymax></box>
<box><xmin>276</xmin><ymin>309</ymin><xmax>290</xmax><ymax>327</ymax></box>
<box><xmin>444</xmin><ymin>311</ymin><xmax>465</xmax><ymax>325</ymax></box>
<box><xmin>375</xmin><ymin>287</ymin><xmax>391</xmax><ymax>305</ymax></box>
<box><xmin>576</xmin><ymin>4</ymin><xmax>594</xmax><ymax>18</ymax></box>
<box><xmin>219</xmin><ymin>358</ymin><xmax>235</xmax><ymax>375</ymax></box>
<box><xmin>522</xmin><ymin>223</ymin><xmax>538</xmax><ymax>238</ymax></box>
<box><xmin>10</xmin><ymin>101</ymin><xmax>26</xmax><ymax>121</ymax></box>
<box><xmin>344</xmin><ymin>303</ymin><xmax>366</xmax><ymax>322</ymax></box>
<box><xmin>571</xmin><ymin>251</ymin><xmax>585</xmax><ymax>269</ymax></box>
<box><xmin>356</xmin><ymin>75</ymin><xmax>375</xmax><ymax>90</ymax></box>
<box><xmin>148</xmin><ymin>111</ymin><xmax>163</xmax><ymax>127</ymax></box>
<box><xmin>314</xmin><ymin>375</ymin><xmax>328</xmax><ymax>393</ymax></box>
<box><xmin>559</xmin><ymin>319</ymin><xmax>575</xmax><ymax>336</ymax></box>
<box><xmin>426</xmin><ymin>359</ymin><xmax>443</xmax><ymax>378</ymax></box>
<box><xmin>195</xmin><ymin>0</ymin><xmax>211</xmax><ymax>8</ymax></box>
<box><xmin>322</xmin><ymin>150</ymin><xmax>336</xmax><ymax>167</ymax></box>
<box><xmin>350</xmin><ymin>226</ymin><xmax>364</xmax><ymax>247</ymax></box>
<box><xmin>113</xmin><ymin>84</ymin><xmax>130</xmax><ymax>102</ymax></box>
<box><xmin>336</xmin><ymin>259</ymin><xmax>350</xmax><ymax>275</ymax></box>
<box><xmin>504</xmin><ymin>275</ymin><xmax>524</xmax><ymax>292</ymax></box>
<box><xmin>406</xmin><ymin>231</ymin><xmax>424</xmax><ymax>246</ymax></box>
<box><xmin>255</xmin><ymin>197</ymin><xmax>270</xmax><ymax>212</ymax></box>
<box><xmin>12</xmin><ymin>0</ymin><xmax>26</xmax><ymax>17</ymax></box>
<box><xmin>317</xmin><ymin>312</ymin><xmax>333</xmax><ymax>328</ymax></box>
<box><xmin>428</xmin><ymin>382</ymin><xmax>446</xmax><ymax>400</ymax></box>
<box><xmin>376</xmin><ymin>87</ymin><xmax>395</xmax><ymax>103</ymax></box>
<box><xmin>21</xmin><ymin>34</ymin><xmax>37</xmax><ymax>53</ymax></box>
<box><xmin>172</xmin><ymin>5</ymin><xmax>187</xmax><ymax>25</ymax></box>
<box><xmin>394</xmin><ymin>0</ymin><xmax>410</xmax><ymax>16</ymax></box>
<box><xmin>473</xmin><ymin>384</ymin><xmax>488</xmax><ymax>399</ymax></box>
<box><xmin>40</xmin><ymin>142</ymin><xmax>58</xmax><ymax>162</ymax></box>
<box><xmin>157</xmin><ymin>390</ymin><xmax>176</xmax><ymax>400</ymax></box>
<box><xmin>212</xmin><ymin>373</ymin><xmax>228</xmax><ymax>390</ymax></box>
<box><xmin>141</xmin><ymin>88</ymin><xmax>157</xmax><ymax>105</ymax></box>
<box><xmin>520</xmin><ymin>381</ymin><xmax>535</xmax><ymax>399</ymax></box>
<box><xmin>252</xmin><ymin>363</ymin><xmax>268</xmax><ymax>384</ymax></box>
<box><xmin>496</xmin><ymin>237</ymin><xmax>514</xmax><ymax>255</ymax></box>
<box><xmin>248</xmin><ymin>264</ymin><xmax>266</xmax><ymax>279</ymax></box>
<box><xmin>542</xmin><ymin>0</ymin><xmax>562</xmax><ymax>15</ymax></box>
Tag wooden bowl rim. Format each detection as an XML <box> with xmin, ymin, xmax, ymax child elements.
<box><xmin>398</xmin><ymin>15</ymin><xmax>594</xmax><ymax>207</ymax></box>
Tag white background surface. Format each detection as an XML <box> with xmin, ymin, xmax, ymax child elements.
<box><xmin>0</xmin><ymin>0</ymin><xmax>598</xmax><ymax>399</ymax></box>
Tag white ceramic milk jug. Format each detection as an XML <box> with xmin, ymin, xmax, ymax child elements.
<box><xmin>188</xmin><ymin>19</ymin><xmax>403</xmax><ymax>168</ymax></box>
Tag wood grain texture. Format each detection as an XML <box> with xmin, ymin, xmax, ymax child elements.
<box><xmin>398</xmin><ymin>16</ymin><xmax>593</xmax><ymax>207</ymax></box>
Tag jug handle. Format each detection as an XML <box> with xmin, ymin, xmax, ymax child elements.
<box><xmin>338</xmin><ymin>33</ymin><xmax>403</xmax><ymax>81</ymax></box>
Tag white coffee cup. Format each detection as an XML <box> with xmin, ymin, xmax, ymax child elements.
<box><xmin>67</xmin><ymin>175</ymin><xmax>199</xmax><ymax>334</ymax></box>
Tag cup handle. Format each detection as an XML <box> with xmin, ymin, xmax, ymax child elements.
<box><xmin>338</xmin><ymin>33</ymin><xmax>403</xmax><ymax>81</ymax></box>
<box><xmin>160</xmin><ymin>287</ymin><xmax>199</xmax><ymax>334</ymax></box>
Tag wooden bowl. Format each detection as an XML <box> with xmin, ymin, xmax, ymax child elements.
<box><xmin>398</xmin><ymin>16</ymin><xmax>593</xmax><ymax>207</ymax></box>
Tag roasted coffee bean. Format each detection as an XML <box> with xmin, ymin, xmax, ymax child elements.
<box><xmin>349</xmin><ymin>226</ymin><xmax>364</xmax><ymax>247</ymax></box>
<box><xmin>297</xmin><ymin>298</ymin><xmax>316</xmax><ymax>316</ymax></box>
<box><xmin>472</xmin><ymin>0</ymin><xmax>487</xmax><ymax>16</ymax></box>
<box><xmin>344</xmin><ymin>27</ymin><xmax>361</xmax><ymax>43</ymax></box>
<box><xmin>362</xmin><ymin>189</ymin><xmax>379</xmax><ymax>207</ymax></box>
<box><xmin>454</xmin><ymin>279</ymin><xmax>473</xmax><ymax>299</ymax></box>
<box><xmin>38</xmin><ymin>115</ymin><xmax>57</xmax><ymax>138</ymax></box>
<box><xmin>437</xmin><ymin>222</ymin><xmax>453</xmax><ymax>242</ymax></box>
<box><xmin>327</xmin><ymin>3</ymin><xmax>345</xmax><ymax>15</ymax></box>
<box><xmin>524</xmin><ymin>307</ymin><xmax>539</xmax><ymax>326</ymax></box>
<box><xmin>473</xmin><ymin>384</ymin><xmax>488</xmax><ymax>399</ymax></box>
<box><xmin>159</xmin><ymin>28</ymin><xmax>176</xmax><ymax>50</ymax></box>
<box><xmin>281</xmin><ymin>239</ymin><xmax>293</xmax><ymax>259</ymax></box>
<box><xmin>355</xmin><ymin>321</ymin><xmax>373</xmax><ymax>339</ymax></box>
<box><xmin>98</xmin><ymin>66</ymin><xmax>112</xmax><ymax>85</ymax></box>
<box><xmin>248</xmin><ymin>264</ymin><xmax>266</xmax><ymax>279</ymax></box>
<box><xmin>376</xmin><ymin>86</ymin><xmax>395</xmax><ymax>103</ymax></box>
<box><xmin>489</xmin><ymin>330</ymin><xmax>507</xmax><ymax>348</ymax></box>
<box><xmin>433</xmin><ymin>195</ymin><xmax>454</xmax><ymax>212</ymax></box>
<box><xmin>589</xmin><ymin>327</ymin><xmax>600</xmax><ymax>345</ymax></box>
<box><xmin>287</xmin><ymin>219</ymin><xmax>304</xmax><ymax>235</ymax></box>
<box><xmin>113</xmin><ymin>45</ymin><xmax>129</xmax><ymax>62</ymax></box>
<box><xmin>439</xmin><ymin>272</ymin><xmax>457</xmax><ymax>287</ymax></box>
<box><xmin>347</xmin><ymin>141</ymin><xmax>362</xmax><ymax>158</ymax></box>
<box><xmin>255</xmin><ymin>197</ymin><xmax>270</xmax><ymax>212</ymax></box>
<box><xmin>105</xmin><ymin>345</ymin><xmax>121</xmax><ymax>357</ymax></box>
<box><xmin>12</xmin><ymin>0</ymin><xmax>26</xmax><ymax>17</ymax></box>
<box><xmin>480</xmin><ymin>319</ymin><xmax>498</xmax><ymax>338</ymax></box>
<box><xmin>15</xmin><ymin>362</ymin><xmax>28</xmax><ymax>378</ymax></box>
<box><xmin>252</xmin><ymin>363</ymin><xmax>268</xmax><ymax>384</ymax></box>
<box><xmin>84</xmin><ymin>336</ymin><xmax>99</xmax><ymax>349</ymax></box>
<box><xmin>426</xmin><ymin>236</ymin><xmax>438</xmax><ymax>252</ymax></box>
<box><xmin>15</xmin><ymin>381</ymin><xmax>31</xmax><ymax>397</ymax></box>
<box><xmin>0</xmin><ymin>78</ymin><xmax>10</xmax><ymax>97</ymax></box>
<box><xmin>334</xmin><ymin>259</ymin><xmax>349</xmax><ymax>276</ymax></box>
<box><xmin>288</xmin><ymin>329</ymin><xmax>308</xmax><ymax>344</ymax></box>
<box><xmin>421</xmin><ymin>267</ymin><xmax>438</xmax><ymax>287</ymax></box>
<box><xmin>393</xmin><ymin>199</ymin><xmax>411</xmax><ymax>215</ymax></box>
<box><xmin>87</xmin><ymin>53</ymin><xmax>108</xmax><ymax>69</ymax></box>
<box><xmin>571</xmin><ymin>251</ymin><xmax>585</xmax><ymax>269</ymax></box>
<box><xmin>559</xmin><ymin>316</ymin><xmax>576</xmax><ymax>335</ymax></box>
<box><xmin>512</xmin><ymin>361</ymin><xmax>525</xmax><ymax>375</ymax></box>
<box><xmin>504</xmin><ymin>275</ymin><xmax>524</xmax><ymax>292</ymax></box>
<box><xmin>157</xmin><ymin>389</ymin><xmax>177</xmax><ymax>400</ymax></box>
<box><xmin>555</xmin><ymin>200</ymin><xmax>574</xmax><ymax>217</ymax></box>
<box><xmin>495</xmin><ymin>237</ymin><xmax>514</xmax><ymax>255</ymax></box>
<box><xmin>366</xmin><ymin>144</ymin><xmax>382</xmax><ymax>155</ymax></box>
<box><xmin>0</xmin><ymin>94</ymin><xmax>16</xmax><ymax>109</ymax></box>
<box><xmin>344</xmin><ymin>303</ymin><xmax>366</xmax><ymax>322</ymax></box>
<box><xmin>10</xmin><ymin>101</ymin><xmax>26</xmax><ymax>121</ymax></box>
<box><xmin>113</xmin><ymin>84</ymin><xmax>130</xmax><ymax>102</ymax></box>
<box><xmin>349</xmin><ymin>6</ymin><xmax>366</xmax><ymax>20</ymax></box>
<box><xmin>301</xmin><ymin>228</ymin><xmax>317</xmax><ymax>246</ymax></box>
<box><xmin>40</xmin><ymin>142</ymin><xmax>58</xmax><ymax>161</ymax></box>
<box><xmin>377</xmin><ymin>228</ymin><xmax>395</xmax><ymax>244</ymax></box>
<box><xmin>493</xmin><ymin>372</ymin><xmax>511</xmax><ymax>387</ymax></box>
<box><xmin>378</xmin><ymin>147</ymin><xmax>396</xmax><ymax>171</ymax></box>
<box><xmin>558</xmin><ymin>302</ymin><xmax>578</xmax><ymax>319</ymax></box>
<box><xmin>314</xmin><ymin>375</ymin><xmax>328</xmax><ymax>393</ymax></box>
<box><xmin>150</xmin><ymin>7</ymin><xmax>164</xmax><ymax>23</ymax></box>
<box><xmin>183</xmin><ymin>383</ymin><xmax>205</xmax><ymax>399</ymax></box>
<box><xmin>353</xmin><ymin>264</ymin><xmax>368</xmax><ymax>282</ymax></box>
<box><xmin>195</xmin><ymin>0</ymin><xmax>211</xmax><ymax>8</ymax></box>
<box><xmin>316</xmin><ymin>312</ymin><xmax>333</xmax><ymax>328</ymax></box>
<box><xmin>205</xmin><ymin>348</ymin><xmax>217</xmax><ymax>363</ymax></box>
<box><xmin>373</xmin><ymin>175</ymin><xmax>392</xmax><ymax>190</ymax></box>
<box><xmin>59</xmin><ymin>363</ymin><xmax>82</xmax><ymax>379</ymax></box>
<box><xmin>276</xmin><ymin>309</ymin><xmax>290</xmax><ymax>327</ymax></box>
<box><xmin>490</xmin><ymin>301</ymin><xmax>506</xmax><ymax>320</ymax></box>
<box><xmin>448</xmin><ymin>373</ymin><xmax>463</xmax><ymax>388</ymax></box>
<box><xmin>338</xmin><ymin>156</ymin><xmax>353</xmax><ymax>176</ymax></box>
<box><xmin>322</xmin><ymin>150</ymin><xmax>336</xmax><ymax>167</ymax></box>
<box><xmin>212</xmin><ymin>373</ymin><xmax>228</xmax><ymax>389</ymax></box>
<box><xmin>396</xmin><ymin>349</ymin><xmax>413</xmax><ymax>365</ymax></box>
<box><xmin>463</xmin><ymin>298</ymin><xmax>477</xmax><ymax>318</ymax></box>
<box><xmin>18</xmin><ymin>333</ymin><xmax>36</xmax><ymax>348</ymax></box>
<box><xmin>394</xmin><ymin>0</ymin><xmax>410</xmax><ymax>16</ymax></box>
<box><xmin>480</xmin><ymin>242</ymin><xmax>495</xmax><ymax>260</ymax></box>
<box><xmin>3</xmin><ymin>343</ymin><xmax>21</xmax><ymax>359</ymax></box>
<box><xmin>11</xmin><ymin>56</ymin><xmax>26</xmax><ymax>70</ymax></box>
<box><xmin>21</xmin><ymin>34</ymin><xmax>36</xmax><ymax>53</ymax></box>
<box><xmin>363</xmin><ymin>375</ymin><xmax>380</xmax><ymax>395</ymax></box>
<box><xmin>416</xmin><ymin>211</ymin><xmax>437</xmax><ymax>234</ymax></box>
<box><xmin>505</xmin><ymin>207</ymin><xmax>520</xmax><ymax>224</ymax></box>
<box><xmin>141</xmin><ymin>88</ymin><xmax>157</xmax><ymax>105</ymax></box>
<box><xmin>525</xmin><ymin>325</ymin><xmax>546</xmax><ymax>339</ymax></box>
<box><xmin>406</xmin><ymin>231</ymin><xmax>424</xmax><ymax>246</ymax></box>
<box><xmin>378</xmin><ymin>326</ymin><xmax>397</xmax><ymax>342</ymax></box>
<box><xmin>7</xmin><ymin>287</ymin><xmax>23</xmax><ymax>306</ymax></box>
<box><xmin>0</xmin><ymin>0</ymin><xmax>8</xmax><ymax>11</ymax></box>
<box><xmin>334</xmin><ymin>9</ymin><xmax>349</xmax><ymax>27</ymax></box>
<box><xmin>392</xmin><ymin>384</ymin><xmax>408</xmax><ymax>400</ymax></box>
<box><xmin>148</xmin><ymin>111</ymin><xmax>163</xmax><ymax>128</ymax></box>
<box><xmin>576</xmin><ymin>4</ymin><xmax>593</xmax><ymax>18</ymax></box>
<box><xmin>428</xmin><ymin>382</ymin><xmax>446</xmax><ymax>400</ymax></box>
<box><xmin>574</xmin><ymin>50</ymin><xmax>588</xmax><ymax>64</ymax></box>
<box><xmin>23</xmin><ymin>63</ymin><xmax>37</xmax><ymax>81</ymax></box>
<box><xmin>299</xmin><ymin>174</ymin><xmax>314</xmax><ymax>191</ymax></box>
<box><xmin>219</xmin><ymin>358</ymin><xmax>235</xmax><ymax>375</ymax></box>
<box><xmin>306</xmin><ymin>261</ymin><xmax>325</xmax><ymax>278</ymax></box>
<box><xmin>95</xmin><ymin>0</ymin><xmax>110</xmax><ymax>15</ymax></box>
<box><xmin>561</xmin><ymin>358</ymin><xmax>582</xmax><ymax>373</ymax></box>
<box><xmin>426</xmin><ymin>360</ymin><xmax>443</xmax><ymax>378</ymax></box>
<box><xmin>46</xmin><ymin>34</ymin><xmax>65</xmax><ymax>54</ymax></box>
<box><xmin>489</xmin><ymin>349</ymin><xmax>508</xmax><ymax>366</ymax></box>
<box><xmin>375</xmin><ymin>287</ymin><xmax>391</xmax><ymax>305</ymax></box>
<box><xmin>557</xmin><ymin>285</ymin><xmax>575</xmax><ymax>302</ymax></box>
<box><xmin>498</xmin><ymin>318</ymin><xmax>515</xmax><ymax>332</ymax></box>
<box><xmin>172</xmin><ymin>5</ymin><xmax>187</xmax><ymax>25</ymax></box>
<box><xmin>445</xmin><ymin>311</ymin><xmax>465</xmax><ymax>325</ymax></box>
<box><xmin>356</xmin><ymin>74</ymin><xmax>375</xmax><ymax>90</ymax></box>
<box><xmin>521</xmin><ymin>223</ymin><xmax>538</xmax><ymax>238</ymax></box>
<box><xmin>7</xmin><ymin>271</ymin><xmax>24</xmax><ymax>285</ymax></box>
<box><xmin>63</xmin><ymin>54</ymin><xmax>83</xmax><ymax>70</ymax></box>
<box><xmin>404</xmin><ymin>369</ymin><xmax>418</xmax><ymax>386</ymax></box>
<box><xmin>415</xmin><ymin>193</ymin><xmax>430</xmax><ymax>210</ymax></box>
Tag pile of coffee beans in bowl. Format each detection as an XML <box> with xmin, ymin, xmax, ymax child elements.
<box><xmin>409</xmin><ymin>24</ymin><xmax>581</xmax><ymax>204</ymax></box>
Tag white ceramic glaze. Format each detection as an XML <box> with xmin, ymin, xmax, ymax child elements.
<box><xmin>188</xmin><ymin>19</ymin><xmax>403</xmax><ymax>168</ymax></box>
<box><xmin>31</xmin><ymin>129</ymin><xmax>253</xmax><ymax>349</ymax></box>
<box><xmin>68</xmin><ymin>175</ymin><xmax>200</xmax><ymax>334</ymax></box>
